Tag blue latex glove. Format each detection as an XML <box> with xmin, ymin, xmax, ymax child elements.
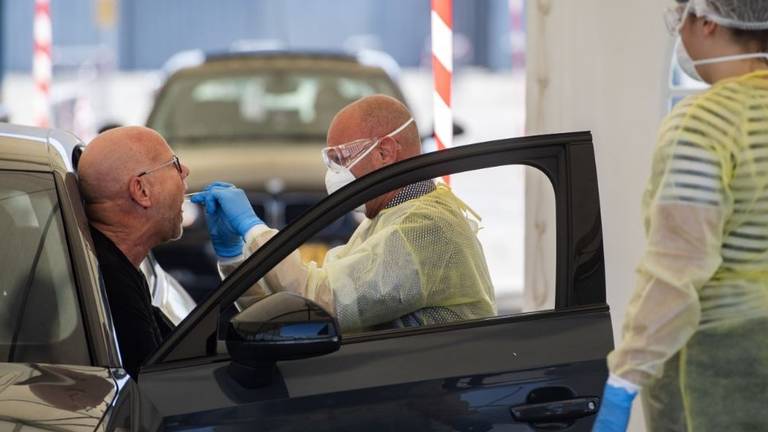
<box><xmin>190</xmin><ymin>183</ymin><xmax>244</xmax><ymax>258</ymax></box>
<box><xmin>192</xmin><ymin>181</ymin><xmax>264</xmax><ymax>239</ymax></box>
<box><xmin>592</xmin><ymin>381</ymin><xmax>637</xmax><ymax>432</ymax></box>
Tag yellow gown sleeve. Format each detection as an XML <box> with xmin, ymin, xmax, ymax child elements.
<box><xmin>608</xmin><ymin>95</ymin><xmax>734</xmax><ymax>387</ymax></box>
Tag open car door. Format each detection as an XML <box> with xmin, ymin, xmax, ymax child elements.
<box><xmin>127</xmin><ymin>131</ymin><xmax>611</xmax><ymax>431</ymax></box>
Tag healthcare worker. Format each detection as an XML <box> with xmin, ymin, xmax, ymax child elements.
<box><xmin>193</xmin><ymin>94</ymin><xmax>496</xmax><ymax>333</ymax></box>
<box><xmin>593</xmin><ymin>1</ymin><xmax>768</xmax><ymax>431</ymax></box>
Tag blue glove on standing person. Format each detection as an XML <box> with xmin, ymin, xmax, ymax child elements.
<box><xmin>592</xmin><ymin>378</ymin><xmax>637</xmax><ymax>432</ymax></box>
<box><xmin>191</xmin><ymin>182</ymin><xmax>264</xmax><ymax>258</ymax></box>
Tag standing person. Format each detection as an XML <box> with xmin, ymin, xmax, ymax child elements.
<box><xmin>593</xmin><ymin>1</ymin><xmax>768</xmax><ymax>431</ymax></box>
<box><xmin>78</xmin><ymin>126</ymin><xmax>191</xmax><ymax>378</ymax></box>
<box><xmin>193</xmin><ymin>95</ymin><xmax>496</xmax><ymax>333</ymax></box>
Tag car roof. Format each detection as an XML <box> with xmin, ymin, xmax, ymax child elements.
<box><xmin>165</xmin><ymin>48</ymin><xmax>394</xmax><ymax>80</ymax></box>
<box><xmin>204</xmin><ymin>49</ymin><xmax>359</xmax><ymax>64</ymax></box>
<box><xmin>160</xmin><ymin>47</ymin><xmax>403</xmax><ymax>85</ymax></box>
<box><xmin>0</xmin><ymin>123</ymin><xmax>82</xmax><ymax>174</ymax></box>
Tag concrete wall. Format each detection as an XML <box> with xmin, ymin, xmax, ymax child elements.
<box><xmin>525</xmin><ymin>0</ymin><xmax>672</xmax><ymax>430</ymax></box>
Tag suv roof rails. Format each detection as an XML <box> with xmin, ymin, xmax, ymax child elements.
<box><xmin>204</xmin><ymin>49</ymin><xmax>358</xmax><ymax>64</ymax></box>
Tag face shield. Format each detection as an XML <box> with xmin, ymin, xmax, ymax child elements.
<box><xmin>664</xmin><ymin>1</ymin><xmax>693</xmax><ymax>35</ymax></box>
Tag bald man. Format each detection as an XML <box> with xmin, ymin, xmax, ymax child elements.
<box><xmin>193</xmin><ymin>95</ymin><xmax>496</xmax><ymax>332</ymax></box>
<box><xmin>78</xmin><ymin>126</ymin><xmax>190</xmax><ymax>378</ymax></box>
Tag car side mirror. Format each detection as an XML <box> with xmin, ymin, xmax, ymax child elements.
<box><xmin>225</xmin><ymin>292</ymin><xmax>341</xmax><ymax>387</ymax></box>
<box><xmin>97</xmin><ymin>122</ymin><xmax>123</xmax><ymax>134</ymax></box>
<box><xmin>420</xmin><ymin>121</ymin><xmax>466</xmax><ymax>142</ymax></box>
<box><xmin>72</xmin><ymin>144</ymin><xmax>85</xmax><ymax>171</ymax></box>
<box><xmin>452</xmin><ymin>121</ymin><xmax>465</xmax><ymax>137</ymax></box>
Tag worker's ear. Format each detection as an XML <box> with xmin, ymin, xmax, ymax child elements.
<box><xmin>376</xmin><ymin>136</ymin><xmax>400</xmax><ymax>166</ymax></box>
<box><xmin>128</xmin><ymin>176</ymin><xmax>152</xmax><ymax>208</ymax></box>
<box><xmin>701</xmin><ymin>16</ymin><xmax>719</xmax><ymax>36</ymax></box>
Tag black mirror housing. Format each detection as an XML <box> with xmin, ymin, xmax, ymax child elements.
<box><xmin>226</xmin><ymin>292</ymin><xmax>341</xmax><ymax>364</ymax></box>
<box><xmin>452</xmin><ymin>121</ymin><xmax>465</xmax><ymax>137</ymax></box>
<box><xmin>420</xmin><ymin>121</ymin><xmax>466</xmax><ymax>142</ymax></box>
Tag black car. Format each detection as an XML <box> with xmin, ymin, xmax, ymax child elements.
<box><xmin>0</xmin><ymin>123</ymin><xmax>610</xmax><ymax>431</ymax></box>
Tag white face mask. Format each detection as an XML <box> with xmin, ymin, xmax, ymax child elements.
<box><xmin>324</xmin><ymin>168</ymin><xmax>366</xmax><ymax>214</ymax></box>
<box><xmin>323</xmin><ymin>121</ymin><xmax>405</xmax><ymax>214</ymax></box>
<box><xmin>676</xmin><ymin>37</ymin><xmax>768</xmax><ymax>83</ymax></box>
<box><xmin>322</xmin><ymin>117</ymin><xmax>415</xmax><ymax>215</ymax></box>
<box><xmin>676</xmin><ymin>38</ymin><xmax>704</xmax><ymax>82</ymax></box>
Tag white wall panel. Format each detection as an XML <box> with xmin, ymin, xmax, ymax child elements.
<box><xmin>525</xmin><ymin>1</ymin><xmax>672</xmax><ymax>430</ymax></box>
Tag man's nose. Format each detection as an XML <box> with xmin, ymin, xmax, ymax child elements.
<box><xmin>180</xmin><ymin>163</ymin><xmax>191</xmax><ymax>179</ymax></box>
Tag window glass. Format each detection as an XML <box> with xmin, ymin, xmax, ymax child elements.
<box><xmin>151</xmin><ymin>70</ymin><xmax>401</xmax><ymax>144</ymax></box>
<box><xmin>0</xmin><ymin>171</ymin><xmax>89</xmax><ymax>365</ymax></box>
<box><xmin>242</xmin><ymin>164</ymin><xmax>556</xmax><ymax>335</ymax></box>
<box><xmin>452</xmin><ymin>165</ymin><xmax>556</xmax><ymax>315</ymax></box>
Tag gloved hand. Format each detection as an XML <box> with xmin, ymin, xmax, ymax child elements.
<box><xmin>191</xmin><ymin>182</ymin><xmax>264</xmax><ymax>257</ymax></box>
<box><xmin>592</xmin><ymin>379</ymin><xmax>637</xmax><ymax>432</ymax></box>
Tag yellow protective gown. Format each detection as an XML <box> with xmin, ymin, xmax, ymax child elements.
<box><xmin>608</xmin><ymin>70</ymin><xmax>768</xmax><ymax>431</ymax></box>
<box><xmin>222</xmin><ymin>184</ymin><xmax>496</xmax><ymax>333</ymax></box>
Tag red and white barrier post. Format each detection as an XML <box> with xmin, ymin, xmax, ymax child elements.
<box><xmin>33</xmin><ymin>0</ymin><xmax>52</xmax><ymax>128</ymax></box>
<box><xmin>431</xmin><ymin>0</ymin><xmax>452</xmax><ymax>183</ymax></box>
<box><xmin>431</xmin><ymin>0</ymin><xmax>452</xmax><ymax>151</ymax></box>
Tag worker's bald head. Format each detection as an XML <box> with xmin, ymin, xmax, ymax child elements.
<box><xmin>327</xmin><ymin>94</ymin><xmax>419</xmax><ymax>157</ymax></box>
<box><xmin>78</xmin><ymin>126</ymin><xmax>170</xmax><ymax>204</ymax></box>
<box><xmin>325</xmin><ymin>95</ymin><xmax>420</xmax><ymax>219</ymax></box>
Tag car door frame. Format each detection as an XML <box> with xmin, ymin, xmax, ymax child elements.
<box><xmin>55</xmin><ymin>169</ymin><xmax>123</xmax><ymax>367</ymax></box>
<box><xmin>144</xmin><ymin>130</ymin><xmax>607</xmax><ymax>369</ymax></box>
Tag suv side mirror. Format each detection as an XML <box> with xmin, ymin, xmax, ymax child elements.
<box><xmin>420</xmin><ymin>121</ymin><xmax>466</xmax><ymax>142</ymax></box>
<box><xmin>225</xmin><ymin>292</ymin><xmax>341</xmax><ymax>387</ymax></box>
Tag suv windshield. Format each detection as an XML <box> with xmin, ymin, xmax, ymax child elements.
<box><xmin>150</xmin><ymin>68</ymin><xmax>401</xmax><ymax>144</ymax></box>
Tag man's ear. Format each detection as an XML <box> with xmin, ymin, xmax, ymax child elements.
<box><xmin>377</xmin><ymin>137</ymin><xmax>400</xmax><ymax>165</ymax></box>
<box><xmin>128</xmin><ymin>177</ymin><xmax>152</xmax><ymax>209</ymax></box>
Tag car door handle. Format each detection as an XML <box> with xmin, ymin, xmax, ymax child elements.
<box><xmin>510</xmin><ymin>396</ymin><xmax>599</xmax><ymax>423</ymax></box>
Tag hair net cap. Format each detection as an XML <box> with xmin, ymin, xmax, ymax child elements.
<box><xmin>693</xmin><ymin>0</ymin><xmax>768</xmax><ymax>30</ymax></box>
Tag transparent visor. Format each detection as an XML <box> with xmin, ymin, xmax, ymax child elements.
<box><xmin>664</xmin><ymin>3</ymin><xmax>690</xmax><ymax>34</ymax></box>
<box><xmin>322</xmin><ymin>117</ymin><xmax>414</xmax><ymax>173</ymax></box>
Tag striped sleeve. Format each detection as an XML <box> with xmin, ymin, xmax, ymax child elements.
<box><xmin>653</xmin><ymin>95</ymin><xmax>738</xmax><ymax>208</ymax></box>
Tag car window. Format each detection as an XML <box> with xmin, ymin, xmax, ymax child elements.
<box><xmin>151</xmin><ymin>69</ymin><xmax>402</xmax><ymax>144</ymax></box>
<box><xmin>246</xmin><ymin>164</ymin><xmax>556</xmax><ymax>335</ymax></box>
<box><xmin>0</xmin><ymin>171</ymin><xmax>90</xmax><ymax>365</ymax></box>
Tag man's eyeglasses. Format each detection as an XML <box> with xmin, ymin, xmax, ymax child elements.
<box><xmin>138</xmin><ymin>155</ymin><xmax>182</xmax><ymax>177</ymax></box>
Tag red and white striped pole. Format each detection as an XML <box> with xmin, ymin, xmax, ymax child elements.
<box><xmin>431</xmin><ymin>0</ymin><xmax>452</xmax><ymax>151</ymax></box>
<box><xmin>33</xmin><ymin>0</ymin><xmax>52</xmax><ymax>128</ymax></box>
<box><xmin>431</xmin><ymin>0</ymin><xmax>452</xmax><ymax>183</ymax></box>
